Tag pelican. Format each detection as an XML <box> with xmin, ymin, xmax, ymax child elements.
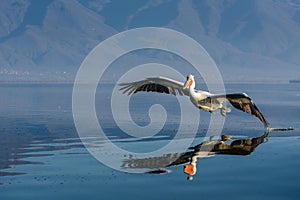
<box><xmin>119</xmin><ymin>75</ymin><xmax>269</xmax><ymax>130</ymax></box>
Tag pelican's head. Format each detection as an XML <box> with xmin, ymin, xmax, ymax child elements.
<box><xmin>183</xmin><ymin>74</ymin><xmax>195</xmax><ymax>89</ymax></box>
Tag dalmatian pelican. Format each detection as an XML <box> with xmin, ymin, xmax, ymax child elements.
<box><xmin>119</xmin><ymin>75</ymin><xmax>269</xmax><ymax>130</ymax></box>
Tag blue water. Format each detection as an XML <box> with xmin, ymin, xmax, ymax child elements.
<box><xmin>0</xmin><ymin>83</ymin><xmax>299</xmax><ymax>199</ymax></box>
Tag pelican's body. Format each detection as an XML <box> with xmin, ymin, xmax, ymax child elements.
<box><xmin>184</xmin><ymin>78</ymin><xmax>227</xmax><ymax>114</ymax></box>
<box><xmin>119</xmin><ymin>75</ymin><xmax>269</xmax><ymax>129</ymax></box>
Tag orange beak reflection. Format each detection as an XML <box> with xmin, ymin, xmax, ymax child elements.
<box><xmin>184</xmin><ymin>164</ymin><xmax>196</xmax><ymax>175</ymax></box>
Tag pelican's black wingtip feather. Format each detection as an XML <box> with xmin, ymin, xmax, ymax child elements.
<box><xmin>225</xmin><ymin>93</ymin><xmax>269</xmax><ymax>129</ymax></box>
<box><xmin>133</xmin><ymin>83</ymin><xmax>172</xmax><ymax>95</ymax></box>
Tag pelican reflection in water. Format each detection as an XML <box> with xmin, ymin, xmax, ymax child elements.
<box><xmin>121</xmin><ymin>132</ymin><xmax>269</xmax><ymax>180</ymax></box>
<box><xmin>183</xmin><ymin>132</ymin><xmax>268</xmax><ymax>180</ymax></box>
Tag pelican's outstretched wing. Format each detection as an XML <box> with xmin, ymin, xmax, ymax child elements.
<box><xmin>210</xmin><ymin>93</ymin><xmax>269</xmax><ymax>128</ymax></box>
<box><xmin>119</xmin><ymin>76</ymin><xmax>189</xmax><ymax>96</ymax></box>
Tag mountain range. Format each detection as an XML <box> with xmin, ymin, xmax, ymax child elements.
<box><xmin>0</xmin><ymin>0</ymin><xmax>299</xmax><ymax>82</ymax></box>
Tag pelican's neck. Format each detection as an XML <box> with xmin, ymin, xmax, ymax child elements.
<box><xmin>188</xmin><ymin>85</ymin><xmax>194</xmax><ymax>94</ymax></box>
<box><xmin>188</xmin><ymin>81</ymin><xmax>196</xmax><ymax>95</ymax></box>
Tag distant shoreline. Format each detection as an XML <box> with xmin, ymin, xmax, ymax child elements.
<box><xmin>0</xmin><ymin>81</ymin><xmax>74</xmax><ymax>85</ymax></box>
<box><xmin>289</xmin><ymin>80</ymin><xmax>300</xmax><ymax>83</ymax></box>
<box><xmin>0</xmin><ymin>80</ymin><xmax>293</xmax><ymax>85</ymax></box>
<box><xmin>0</xmin><ymin>81</ymin><xmax>114</xmax><ymax>85</ymax></box>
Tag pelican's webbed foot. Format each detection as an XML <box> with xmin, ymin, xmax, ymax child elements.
<box><xmin>220</xmin><ymin>106</ymin><xmax>231</xmax><ymax>116</ymax></box>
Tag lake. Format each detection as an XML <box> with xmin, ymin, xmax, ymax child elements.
<box><xmin>0</xmin><ymin>83</ymin><xmax>299</xmax><ymax>199</ymax></box>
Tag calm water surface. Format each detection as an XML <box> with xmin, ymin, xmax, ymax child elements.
<box><xmin>0</xmin><ymin>83</ymin><xmax>299</xmax><ymax>199</ymax></box>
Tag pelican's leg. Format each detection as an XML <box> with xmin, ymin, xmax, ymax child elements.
<box><xmin>220</xmin><ymin>105</ymin><xmax>231</xmax><ymax>116</ymax></box>
<box><xmin>198</xmin><ymin>105</ymin><xmax>215</xmax><ymax>114</ymax></box>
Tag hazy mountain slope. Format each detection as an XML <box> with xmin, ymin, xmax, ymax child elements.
<box><xmin>0</xmin><ymin>0</ymin><xmax>116</xmax><ymax>81</ymax></box>
<box><xmin>0</xmin><ymin>0</ymin><xmax>299</xmax><ymax>82</ymax></box>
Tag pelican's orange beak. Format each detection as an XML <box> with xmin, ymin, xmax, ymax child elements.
<box><xmin>184</xmin><ymin>164</ymin><xmax>196</xmax><ymax>175</ymax></box>
<box><xmin>183</xmin><ymin>79</ymin><xmax>193</xmax><ymax>90</ymax></box>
